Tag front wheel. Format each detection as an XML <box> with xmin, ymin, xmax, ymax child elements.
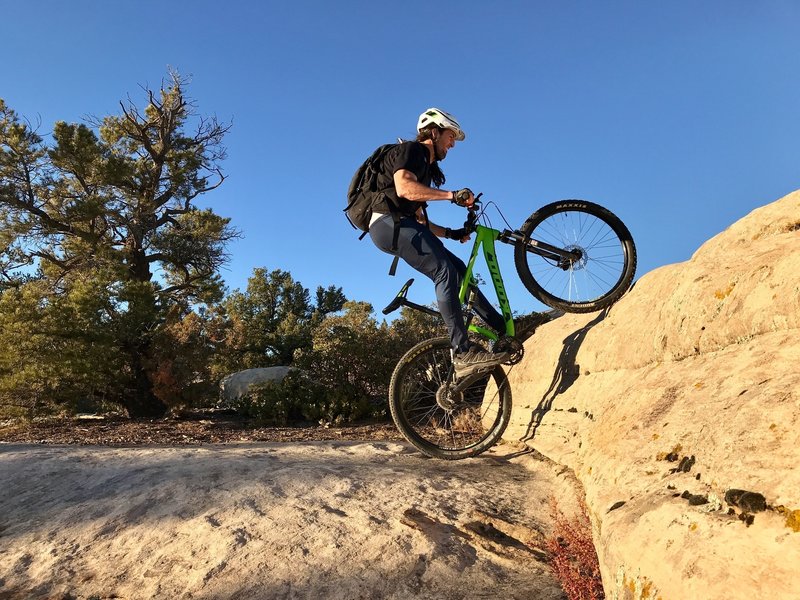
<box><xmin>514</xmin><ymin>200</ymin><xmax>637</xmax><ymax>313</ymax></box>
<box><xmin>388</xmin><ymin>337</ymin><xmax>512</xmax><ymax>460</ymax></box>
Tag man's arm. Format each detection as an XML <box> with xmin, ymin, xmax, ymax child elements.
<box><xmin>398</xmin><ymin>171</ymin><xmax>471</xmax><ymax>242</ymax></box>
<box><xmin>416</xmin><ymin>210</ymin><xmax>470</xmax><ymax>243</ymax></box>
<box><xmin>394</xmin><ymin>170</ymin><xmax>453</xmax><ymax>202</ymax></box>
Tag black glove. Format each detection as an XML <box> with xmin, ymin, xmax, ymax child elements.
<box><xmin>451</xmin><ymin>188</ymin><xmax>473</xmax><ymax>207</ymax></box>
<box><xmin>445</xmin><ymin>227</ymin><xmax>468</xmax><ymax>240</ymax></box>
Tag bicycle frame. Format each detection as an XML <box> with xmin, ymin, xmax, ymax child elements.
<box><xmin>460</xmin><ymin>220</ymin><xmax>585</xmax><ymax>340</ymax></box>
<box><xmin>380</xmin><ymin>207</ymin><xmax>584</xmax><ymax>337</ymax></box>
<box><xmin>460</xmin><ymin>223</ymin><xmax>515</xmax><ymax>341</ymax></box>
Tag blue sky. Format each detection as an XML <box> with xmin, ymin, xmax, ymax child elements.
<box><xmin>2</xmin><ymin>1</ymin><xmax>798</xmax><ymax>318</ymax></box>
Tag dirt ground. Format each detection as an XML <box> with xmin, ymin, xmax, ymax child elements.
<box><xmin>0</xmin><ymin>410</ymin><xmax>404</xmax><ymax>447</ymax></box>
<box><xmin>0</xmin><ymin>412</ymin><xmax>577</xmax><ymax>600</ymax></box>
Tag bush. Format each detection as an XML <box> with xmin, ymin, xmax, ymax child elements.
<box><xmin>546</xmin><ymin>497</ymin><xmax>605</xmax><ymax>600</ymax></box>
<box><xmin>230</xmin><ymin>371</ymin><xmax>379</xmax><ymax>426</ymax></box>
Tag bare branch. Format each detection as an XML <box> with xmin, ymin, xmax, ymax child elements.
<box><xmin>156</xmin><ymin>272</ymin><xmax>213</xmax><ymax>297</ymax></box>
<box><xmin>146</xmin><ymin>252</ymin><xmax>168</xmax><ymax>263</ymax></box>
<box><xmin>153</xmin><ymin>213</ymin><xmax>182</xmax><ymax>229</ymax></box>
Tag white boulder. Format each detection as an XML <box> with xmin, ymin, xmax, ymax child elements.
<box><xmin>220</xmin><ymin>366</ymin><xmax>297</xmax><ymax>402</ymax></box>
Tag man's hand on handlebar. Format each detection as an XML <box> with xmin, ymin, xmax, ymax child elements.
<box><xmin>444</xmin><ymin>227</ymin><xmax>470</xmax><ymax>243</ymax></box>
<box><xmin>451</xmin><ymin>188</ymin><xmax>475</xmax><ymax>207</ymax></box>
<box><xmin>447</xmin><ymin>190</ymin><xmax>481</xmax><ymax>241</ymax></box>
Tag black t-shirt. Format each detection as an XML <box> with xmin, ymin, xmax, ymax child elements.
<box><xmin>377</xmin><ymin>141</ymin><xmax>431</xmax><ymax>217</ymax></box>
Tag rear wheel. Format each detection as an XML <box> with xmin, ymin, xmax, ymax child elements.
<box><xmin>388</xmin><ymin>337</ymin><xmax>512</xmax><ymax>460</ymax></box>
<box><xmin>513</xmin><ymin>200</ymin><xmax>636</xmax><ymax>313</ymax></box>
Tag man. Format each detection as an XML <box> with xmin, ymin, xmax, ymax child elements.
<box><xmin>368</xmin><ymin>108</ymin><xmax>512</xmax><ymax>378</ymax></box>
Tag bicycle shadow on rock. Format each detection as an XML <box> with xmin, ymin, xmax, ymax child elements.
<box><xmin>520</xmin><ymin>308</ymin><xmax>609</xmax><ymax>443</ymax></box>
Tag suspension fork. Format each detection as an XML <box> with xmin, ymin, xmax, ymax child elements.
<box><xmin>498</xmin><ymin>229</ymin><xmax>583</xmax><ymax>267</ymax></box>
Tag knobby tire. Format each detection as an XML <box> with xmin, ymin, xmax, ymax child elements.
<box><xmin>513</xmin><ymin>200</ymin><xmax>637</xmax><ymax>313</ymax></box>
<box><xmin>388</xmin><ymin>337</ymin><xmax>512</xmax><ymax>460</ymax></box>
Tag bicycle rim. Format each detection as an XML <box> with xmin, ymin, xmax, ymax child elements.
<box><xmin>514</xmin><ymin>200</ymin><xmax>636</xmax><ymax>313</ymax></box>
<box><xmin>389</xmin><ymin>337</ymin><xmax>512</xmax><ymax>460</ymax></box>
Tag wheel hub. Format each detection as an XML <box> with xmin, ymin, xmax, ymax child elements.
<box><xmin>559</xmin><ymin>245</ymin><xmax>587</xmax><ymax>271</ymax></box>
<box><xmin>436</xmin><ymin>383</ymin><xmax>462</xmax><ymax>410</ymax></box>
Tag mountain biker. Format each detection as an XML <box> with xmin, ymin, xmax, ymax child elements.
<box><xmin>368</xmin><ymin>108</ymin><xmax>512</xmax><ymax>378</ymax></box>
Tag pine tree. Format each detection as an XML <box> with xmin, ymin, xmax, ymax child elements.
<box><xmin>0</xmin><ymin>73</ymin><xmax>237</xmax><ymax>417</ymax></box>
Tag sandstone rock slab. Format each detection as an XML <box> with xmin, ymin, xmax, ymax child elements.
<box><xmin>507</xmin><ymin>190</ymin><xmax>800</xmax><ymax>600</ymax></box>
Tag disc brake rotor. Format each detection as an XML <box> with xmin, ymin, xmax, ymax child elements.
<box><xmin>559</xmin><ymin>245</ymin><xmax>587</xmax><ymax>271</ymax></box>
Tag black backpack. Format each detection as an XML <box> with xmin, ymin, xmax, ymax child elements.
<box><xmin>344</xmin><ymin>143</ymin><xmax>398</xmax><ymax>233</ymax></box>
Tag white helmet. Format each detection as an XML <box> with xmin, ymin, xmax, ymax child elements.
<box><xmin>417</xmin><ymin>108</ymin><xmax>465</xmax><ymax>141</ymax></box>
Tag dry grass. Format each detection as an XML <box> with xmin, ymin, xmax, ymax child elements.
<box><xmin>546</xmin><ymin>496</ymin><xmax>605</xmax><ymax>600</ymax></box>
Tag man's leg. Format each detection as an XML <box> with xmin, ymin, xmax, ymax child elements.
<box><xmin>370</xmin><ymin>216</ymin><xmax>469</xmax><ymax>351</ymax></box>
<box><xmin>444</xmin><ymin>249</ymin><xmax>507</xmax><ymax>334</ymax></box>
<box><xmin>369</xmin><ymin>216</ymin><xmax>511</xmax><ymax>377</ymax></box>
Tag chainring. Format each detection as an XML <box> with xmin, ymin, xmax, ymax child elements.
<box><xmin>493</xmin><ymin>336</ymin><xmax>524</xmax><ymax>365</ymax></box>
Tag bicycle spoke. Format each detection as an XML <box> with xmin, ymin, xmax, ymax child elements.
<box><xmin>389</xmin><ymin>338</ymin><xmax>512</xmax><ymax>458</ymax></box>
<box><xmin>523</xmin><ymin>208</ymin><xmax>628</xmax><ymax>304</ymax></box>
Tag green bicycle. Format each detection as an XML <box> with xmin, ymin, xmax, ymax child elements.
<box><xmin>382</xmin><ymin>197</ymin><xmax>637</xmax><ymax>459</ymax></box>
